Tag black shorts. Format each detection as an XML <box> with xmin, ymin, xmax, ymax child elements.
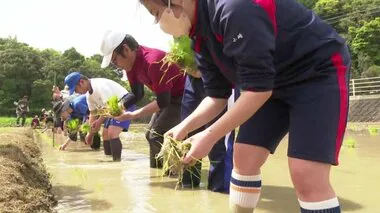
<box><xmin>236</xmin><ymin>45</ymin><xmax>351</xmax><ymax>165</ymax></box>
<box><xmin>54</xmin><ymin>117</ymin><xmax>64</xmax><ymax>130</ymax></box>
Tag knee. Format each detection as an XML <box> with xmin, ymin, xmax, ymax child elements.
<box><xmin>289</xmin><ymin>158</ymin><xmax>331</xmax><ymax>198</ymax></box>
<box><xmin>102</xmin><ymin>129</ymin><xmax>109</xmax><ymax>140</ymax></box>
<box><xmin>107</xmin><ymin>127</ymin><xmax>122</xmax><ymax>139</ymax></box>
<box><xmin>233</xmin><ymin>143</ymin><xmax>269</xmax><ymax>175</ymax></box>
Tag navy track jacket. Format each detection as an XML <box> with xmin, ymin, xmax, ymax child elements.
<box><xmin>189</xmin><ymin>0</ymin><xmax>346</xmax><ymax>98</ymax></box>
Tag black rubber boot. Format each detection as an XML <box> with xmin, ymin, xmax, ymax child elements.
<box><xmin>149</xmin><ymin>142</ymin><xmax>163</xmax><ymax>168</ymax></box>
<box><xmin>181</xmin><ymin>161</ymin><xmax>202</xmax><ymax>188</ymax></box>
<box><xmin>103</xmin><ymin>140</ymin><xmax>112</xmax><ymax>155</ymax></box>
<box><xmin>79</xmin><ymin>131</ymin><xmax>86</xmax><ymax>143</ymax></box>
<box><xmin>110</xmin><ymin>138</ymin><xmax>122</xmax><ymax>162</ymax></box>
<box><xmin>91</xmin><ymin>132</ymin><xmax>101</xmax><ymax>150</ymax></box>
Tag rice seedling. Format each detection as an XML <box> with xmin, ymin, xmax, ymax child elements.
<box><xmin>106</xmin><ymin>96</ymin><xmax>123</xmax><ymax>116</ymax></box>
<box><xmin>66</xmin><ymin>119</ymin><xmax>80</xmax><ymax>134</ymax></box>
<box><xmin>343</xmin><ymin>137</ymin><xmax>356</xmax><ymax>148</ymax></box>
<box><xmin>80</xmin><ymin>123</ymin><xmax>90</xmax><ymax>134</ymax></box>
<box><xmin>92</xmin><ymin>95</ymin><xmax>123</xmax><ymax>117</ymax></box>
<box><xmin>156</xmin><ymin>36</ymin><xmax>197</xmax><ymax>84</ymax></box>
<box><xmin>156</xmin><ymin>136</ymin><xmax>200</xmax><ymax>189</ymax></box>
<box><xmin>368</xmin><ymin>125</ymin><xmax>379</xmax><ymax>136</ymax></box>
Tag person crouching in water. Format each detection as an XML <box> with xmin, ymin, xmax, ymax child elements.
<box><xmin>64</xmin><ymin>72</ymin><xmax>135</xmax><ymax>161</ymax></box>
<box><xmin>53</xmin><ymin>94</ymin><xmax>101</xmax><ymax>151</ymax></box>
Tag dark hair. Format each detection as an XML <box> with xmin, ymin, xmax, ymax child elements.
<box><xmin>80</xmin><ymin>74</ymin><xmax>89</xmax><ymax>81</ymax></box>
<box><xmin>114</xmin><ymin>35</ymin><xmax>139</xmax><ymax>57</ymax></box>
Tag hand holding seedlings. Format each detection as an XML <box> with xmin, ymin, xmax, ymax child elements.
<box><xmin>164</xmin><ymin>123</ymin><xmax>189</xmax><ymax>141</ymax></box>
<box><xmin>182</xmin><ymin>131</ymin><xmax>215</xmax><ymax>165</ymax></box>
<box><xmin>156</xmin><ymin>135</ymin><xmax>199</xmax><ymax>189</ymax></box>
<box><xmin>91</xmin><ymin>120</ymin><xmax>102</xmax><ymax>132</ymax></box>
<box><xmin>92</xmin><ymin>96</ymin><xmax>124</xmax><ymax>117</ymax></box>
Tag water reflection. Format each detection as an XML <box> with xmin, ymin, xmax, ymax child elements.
<box><xmin>38</xmin><ymin>130</ymin><xmax>378</xmax><ymax>213</ymax></box>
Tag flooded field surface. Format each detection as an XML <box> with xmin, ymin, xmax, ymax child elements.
<box><xmin>38</xmin><ymin>127</ymin><xmax>379</xmax><ymax>213</ymax></box>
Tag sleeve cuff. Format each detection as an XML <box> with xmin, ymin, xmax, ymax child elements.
<box><xmin>205</xmin><ymin>88</ymin><xmax>232</xmax><ymax>99</ymax></box>
<box><xmin>239</xmin><ymin>80</ymin><xmax>274</xmax><ymax>92</ymax></box>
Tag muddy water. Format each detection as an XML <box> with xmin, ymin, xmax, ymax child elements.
<box><xmin>39</xmin><ymin>130</ymin><xmax>379</xmax><ymax>213</ymax></box>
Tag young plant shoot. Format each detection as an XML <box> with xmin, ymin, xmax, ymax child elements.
<box><xmin>158</xmin><ymin>36</ymin><xmax>197</xmax><ymax>84</ymax></box>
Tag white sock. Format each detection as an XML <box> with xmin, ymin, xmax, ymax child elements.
<box><xmin>229</xmin><ymin>170</ymin><xmax>261</xmax><ymax>212</ymax></box>
<box><xmin>299</xmin><ymin>197</ymin><xmax>341</xmax><ymax>213</ymax></box>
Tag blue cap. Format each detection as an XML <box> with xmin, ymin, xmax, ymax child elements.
<box><xmin>64</xmin><ymin>72</ymin><xmax>81</xmax><ymax>95</ymax></box>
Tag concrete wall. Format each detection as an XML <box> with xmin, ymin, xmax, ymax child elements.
<box><xmin>348</xmin><ymin>95</ymin><xmax>380</xmax><ymax>122</ymax></box>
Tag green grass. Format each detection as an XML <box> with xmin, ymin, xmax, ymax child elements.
<box><xmin>0</xmin><ymin>116</ymin><xmax>33</xmax><ymax>127</ymax></box>
<box><xmin>368</xmin><ymin>125</ymin><xmax>380</xmax><ymax>136</ymax></box>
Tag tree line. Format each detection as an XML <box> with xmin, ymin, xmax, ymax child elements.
<box><xmin>0</xmin><ymin>38</ymin><xmax>155</xmax><ymax>116</ymax></box>
<box><xmin>0</xmin><ymin>0</ymin><xmax>379</xmax><ymax>115</ymax></box>
<box><xmin>298</xmin><ymin>0</ymin><xmax>380</xmax><ymax>77</ymax></box>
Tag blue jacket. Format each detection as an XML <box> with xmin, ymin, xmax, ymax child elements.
<box><xmin>70</xmin><ymin>95</ymin><xmax>89</xmax><ymax>120</ymax></box>
<box><xmin>190</xmin><ymin>0</ymin><xmax>346</xmax><ymax>98</ymax></box>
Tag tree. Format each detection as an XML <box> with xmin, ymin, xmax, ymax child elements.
<box><xmin>62</xmin><ymin>47</ymin><xmax>85</xmax><ymax>69</ymax></box>
<box><xmin>297</xmin><ymin>0</ymin><xmax>318</xmax><ymax>9</ymax></box>
<box><xmin>0</xmin><ymin>37</ymin><xmax>157</xmax><ymax>116</ymax></box>
<box><xmin>362</xmin><ymin>65</ymin><xmax>380</xmax><ymax>78</ymax></box>
<box><xmin>0</xmin><ymin>44</ymin><xmax>44</xmax><ymax>108</ymax></box>
<box><xmin>350</xmin><ymin>17</ymin><xmax>380</xmax><ymax>64</ymax></box>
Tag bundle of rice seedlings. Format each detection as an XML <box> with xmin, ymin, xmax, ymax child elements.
<box><xmin>80</xmin><ymin>123</ymin><xmax>90</xmax><ymax>134</ymax></box>
<box><xmin>157</xmin><ymin>36</ymin><xmax>197</xmax><ymax>84</ymax></box>
<box><xmin>92</xmin><ymin>95</ymin><xmax>123</xmax><ymax>117</ymax></box>
<box><xmin>106</xmin><ymin>95</ymin><xmax>123</xmax><ymax>116</ymax></box>
<box><xmin>66</xmin><ymin>119</ymin><xmax>80</xmax><ymax>134</ymax></box>
<box><xmin>156</xmin><ymin>136</ymin><xmax>199</xmax><ymax>189</ymax></box>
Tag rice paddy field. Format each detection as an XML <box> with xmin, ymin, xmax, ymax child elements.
<box><xmin>0</xmin><ymin>122</ymin><xmax>379</xmax><ymax>212</ymax></box>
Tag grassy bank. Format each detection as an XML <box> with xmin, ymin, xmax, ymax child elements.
<box><xmin>0</xmin><ymin>128</ymin><xmax>57</xmax><ymax>212</ymax></box>
<box><xmin>0</xmin><ymin>117</ymin><xmax>33</xmax><ymax>127</ymax></box>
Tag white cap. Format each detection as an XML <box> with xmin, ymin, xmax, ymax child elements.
<box><xmin>100</xmin><ymin>31</ymin><xmax>126</xmax><ymax>68</ymax></box>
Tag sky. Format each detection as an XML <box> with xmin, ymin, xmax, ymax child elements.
<box><xmin>0</xmin><ymin>0</ymin><xmax>173</xmax><ymax>57</ymax></box>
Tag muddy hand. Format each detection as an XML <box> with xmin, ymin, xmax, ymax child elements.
<box><xmin>91</xmin><ymin>121</ymin><xmax>99</xmax><ymax>132</ymax></box>
<box><xmin>164</xmin><ymin>123</ymin><xmax>188</xmax><ymax>141</ymax></box>
<box><xmin>85</xmin><ymin>133</ymin><xmax>94</xmax><ymax>145</ymax></box>
<box><xmin>182</xmin><ymin>131</ymin><xmax>215</xmax><ymax>164</ymax></box>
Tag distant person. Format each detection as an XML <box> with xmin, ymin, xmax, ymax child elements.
<box><xmin>51</xmin><ymin>86</ymin><xmax>64</xmax><ymax>134</ymax></box>
<box><xmin>52</xmin><ymin>85</ymin><xmax>62</xmax><ymax>102</ymax></box>
<box><xmin>41</xmin><ymin>110</ymin><xmax>54</xmax><ymax>133</ymax></box>
<box><xmin>16</xmin><ymin>95</ymin><xmax>29</xmax><ymax>127</ymax></box>
<box><xmin>61</xmin><ymin>85</ymin><xmax>71</xmax><ymax>100</ymax></box>
<box><xmin>53</xmin><ymin>95</ymin><xmax>100</xmax><ymax>151</ymax></box>
<box><xmin>31</xmin><ymin>115</ymin><xmax>40</xmax><ymax>129</ymax></box>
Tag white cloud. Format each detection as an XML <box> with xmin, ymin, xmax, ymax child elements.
<box><xmin>0</xmin><ymin>0</ymin><xmax>173</xmax><ymax>56</ymax></box>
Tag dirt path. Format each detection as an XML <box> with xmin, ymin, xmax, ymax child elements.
<box><xmin>0</xmin><ymin>128</ymin><xmax>56</xmax><ymax>213</ymax></box>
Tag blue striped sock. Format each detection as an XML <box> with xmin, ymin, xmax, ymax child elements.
<box><xmin>229</xmin><ymin>170</ymin><xmax>261</xmax><ymax>212</ymax></box>
<box><xmin>299</xmin><ymin>198</ymin><xmax>341</xmax><ymax>213</ymax></box>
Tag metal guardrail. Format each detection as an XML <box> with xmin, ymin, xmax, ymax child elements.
<box><xmin>350</xmin><ymin>76</ymin><xmax>380</xmax><ymax>97</ymax></box>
